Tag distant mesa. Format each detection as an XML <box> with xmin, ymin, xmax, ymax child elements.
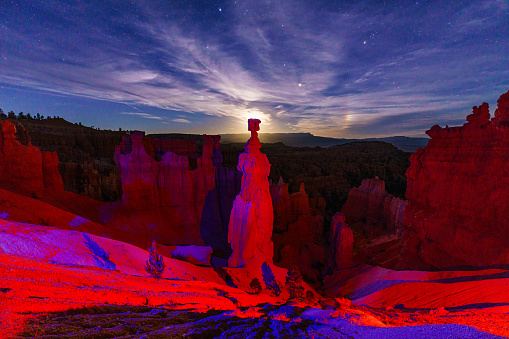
<box><xmin>219</xmin><ymin>133</ymin><xmax>428</xmax><ymax>153</ymax></box>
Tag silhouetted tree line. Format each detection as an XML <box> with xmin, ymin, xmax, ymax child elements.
<box><xmin>0</xmin><ymin>108</ymin><xmax>49</xmax><ymax>120</ymax></box>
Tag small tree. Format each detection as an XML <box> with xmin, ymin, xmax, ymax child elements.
<box><xmin>248</xmin><ymin>278</ymin><xmax>262</xmax><ymax>295</ymax></box>
<box><xmin>262</xmin><ymin>262</ymin><xmax>281</xmax><ymax>297</ymax></box>
<box><xmin>8</xmin><ymin>111</ymin><xmax>15</xmax><ymax>119</ymax></box>
<box><xmin>0</xmin><ymin>108</ymin><xmax>5</xmax><ymax>118</ymax></box>
<box><xmin>145</xmin><ymin>241</ymin><xmax>165</xmax><ymax>279</ymax></box>
<box><xmin>285</xmin><ymin>265</ymin><xmax>305</xmax><ymax>300</ymax></box>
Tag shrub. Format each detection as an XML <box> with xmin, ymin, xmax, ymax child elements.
<box><xmin>145</xmin><ymin>241</ymin><xmax>165</xmax><ymax>279</ymax></box>
<box><xmin>248</xmin><ymin>278</ymin><xmax>262</xmax><ymax>295</ymax></box>
<box><xmin>262</xmin><ymin>262</ymin><xmax>281</xmax><ymax>297</ymax></box>
<box><xmin>285</xmin><ymin>265</ymin><xmax>305</xmax><ymax>300</ymax></box>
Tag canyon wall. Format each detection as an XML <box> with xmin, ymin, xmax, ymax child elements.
<box><xmin>10</xmin><ymin>118</ymin><xmax>124</xmax><ymax>201</ymax></box>
<box><xmin>270</xmin><ymin>178</ymin><xmax>325</xmax><ymax>282</ymax></box>
<box><xmin>0</xmin><ymin>120</ymin><xmax>63</xmax><ymax>198</ymax></box>
<box><xmin>401</xmin><ymin>91</ymin><xmax>509</xmax><ymax>268</ymax></box>
<box><xmin>342</xmin><ymin>178</ymin><xmax>406</xmax><ymax>232</ymax></box>
<box><xmin>113</xmin><ymin>132</ymin><xmax>220</xmax><ymax>245</ymax></box>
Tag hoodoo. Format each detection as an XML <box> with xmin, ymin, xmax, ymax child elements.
<box><xmin>0</xmin><ymin>120</ymin><xmax>64</xmax><ymax>198</ymax></box>
<box><xmin>401</xmin><ymin>90</ymin><xmax>509</xmax><ymax>268</ymax></box>
<box><xmin>228</xmin><ymin>119</ymin><xmax>274</xmax><ymax>267</ymax></box>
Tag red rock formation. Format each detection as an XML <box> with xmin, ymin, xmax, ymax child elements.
<box><xmin>228</xmin><ymin>119</ymin><xmax>274</xmax><ymax>267</ymax></box>
<box><xmin>143</xmin><ymin>137</ymin><xmax>196</xmax><ymax>160</ymax></box>
<box><xmin>402</xmin><ymin>91</ymin><xmax>509</xmax><ymax>268</ymax></box>
<box><xmin>11</xmin><ymin>118</ymin><xmax>125</xmax><ymax>202</ymax></box>
<box><xmin>342</xmin><ymin>178</ymin><xmax>406</xmax><ymax>232</ymax></box>
<box><xmin>270</xmin><ymin>178</ymin><xmax>325</xmax><ymax>283</ymax></box>
<box><xmin>327</xmin><ymin>212</ymin><xmax>354</xmax><ymax>270</ymax></box>
<box><xmin>0</xmin><ymin>121</ymin><xmax>63</xmax><ymax>198</ymax></box>
<box><xmin>270</xmin><ymin>180</ymin><xmax>319</xmax><ymax>238</ymax></box>
<box><xmin>113</xmin><ymin>132</ymin><xmax>218</xmax><ymax>245</ymax></box>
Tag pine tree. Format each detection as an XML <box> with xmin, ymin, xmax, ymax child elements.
<box><xmin>262</xmin><ymin>262</ymin><xmax>281</xmax><ymax>297</ymax></box>
<box><xmin>145</xmin><ymin>241</ymin><xmax>165</xmax><ymax>279</ymax></box>
<box><xmin>286</xmin><ymin>265</ymin><xmax>305</xmax><ymax>300</ymax></box>
<box><xmin>248</xmin><ymin>278</ymin><xmax>262</xmax><ymax>295</ymax></box>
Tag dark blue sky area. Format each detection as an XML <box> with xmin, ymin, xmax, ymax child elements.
<box><xmin>1</xmin><ymin>1</ymin><xmax>508</xmax><ymax>137</ymax></box>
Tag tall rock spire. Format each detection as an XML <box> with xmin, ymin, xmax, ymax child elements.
<box><xmin>228</xmin><ymin>119</ymin><xmax>274</xmax><ymax>267</ymax></box>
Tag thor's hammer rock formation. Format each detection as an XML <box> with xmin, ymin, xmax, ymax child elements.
<box><xmin>228</xmin><ymin>119</ymin><xmax>274</xmax><ymax>267</ymax></box>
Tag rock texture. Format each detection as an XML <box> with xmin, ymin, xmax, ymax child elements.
<box><xmin>401</xmin><ymin>91</ymin><xmax>509</xmax><ymax>268</ymax></box>
<box><xmin>327</xmin><ymin>213</ymin><xmax>354</xmax><ymax>270</ymax></box>
<box><xmin>11</xmin><ymin>118</ymin><xmax>125</xmax><ymax>201</ymax></box>
<box><xmin>0</xmin><ymin>120</ymin><xmax>64</xmax><ymax>198</ymax></box>
<box><xmin>270</xmin><ymin>178</ymin><xmax>325</xmax><ymax>283</ymax></box>
<box><xmin>200</xmin><ymin>143</ymin><xmax>242</xmax><ymax>257</ymax></box>
<box><xmin>342</xmin><ymin>178</ymin><xmax>406</xmax><ymax>232</ymax></box>
<box><xmin>113</xmin><ymin>132</ymin><xmax>219</xmax><ymax>245</ymax></box>
<box><xmin>228</xmin><ymin>119</ymin><xmax>274</xmax><ymax>268</ymax></box>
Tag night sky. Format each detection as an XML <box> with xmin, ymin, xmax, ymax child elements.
<box><xmin>0</xmin><ymin>1</ymin><xmax>508</xmax><ymax>137</ymax></box>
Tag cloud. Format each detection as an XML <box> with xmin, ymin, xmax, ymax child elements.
<box><xmin>0</xmin><ymin>0</ymin><xmax>508</xmax><ymax>137</ymax></box>
<box><xmin>172</xmin><ymin>118</ymin><xmax>191</xmax><ymax>123</ymax></box>
<box><xmin>121</xmin><ymin>112</ymin><xmax>163</xmax><ymax>120</ymax></box>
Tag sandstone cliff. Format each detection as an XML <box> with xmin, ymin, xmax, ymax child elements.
<box><xmin>342</xmin><ymin>178</ymin><xmax>406</xmax><ymax>232</ymax></box>
<box><xmin>0</xmin><ymin>120</ymin><xmax>63</xmax><ymax>197</ymax></box>
<box><xmin>10</xmin><ymin>118</ymin><xmax>125</xmax><ymax>201</ymax></box>
<box><xmin>113</xmin><ymin>132</ymin><xmax>220</xmax><ymax>245</ymax></box>
<box><xmin>270</xmin><ymin>178</ymin><xmax>325</xmax><ymax>283</ymax></box>
<box><xmin>327</xmin><ymin>213</ymin><xmax>354</xmax><ymax>270</ymax></box>
<box><xmin>401</xmin><ymin>91</ymin><xmax>509</xmax><ymax>268</ymax></box>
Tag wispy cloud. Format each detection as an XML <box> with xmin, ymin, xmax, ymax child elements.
<box><xmin>0</xmin><ymin>0</ymin><xmax>507</xmax><ymax>137</ymax></box>
<box><xmin>121</xmin><ymin>112</ymin><xmax>163</xmax><ymax>120</ymax></box>
<box><xmin>172</xmin><ymin>118</ymin><xmax>191</xmax><ymax>123</ymax></box>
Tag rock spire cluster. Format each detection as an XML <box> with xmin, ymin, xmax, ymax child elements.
<box><xmin>401</xmin><ymin>90</ymin><xmax>509</xmax><ymax>268</ymax></box>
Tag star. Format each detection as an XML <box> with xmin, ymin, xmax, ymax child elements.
<box><xmin>363</xmin><ymin>41</ymin><xmax>367</xmax><ymax>44</ymax></box>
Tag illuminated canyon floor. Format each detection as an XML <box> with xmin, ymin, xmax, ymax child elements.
<box><xmin>1</xmin><ymin>221</ymin><xmax>508</xmax><ymax>338</ymax></box>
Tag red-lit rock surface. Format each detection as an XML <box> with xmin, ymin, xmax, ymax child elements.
<box><xmin>10</xmin><ymin>117</ymin><xmax>125</xmax><ymax>201</ymax></box>
<box><xmin>327</xmin><ymin>213</ymin><xmax>354</xmax><ymax>270</ymax></box>
<box><xmin>270</xmin><ymin>178</ymin><xmax>324</xmax><ymax>283</ymax></box>
<box><xmin>142</xmin><ymin>136</ymin><xmax>197</xmax><ymax>159</ymax></box>
<box><xmin>113</xmin><ymin>132</ymin><xmax>220</xmax><ymax>245</ymax></box>
<box><xmin>228</xmin><ymin>119</ymin><xmax>274</xmax><ymax>267</ymax></box>
<box><xmin>402</xmin><ymin>91</ymin><xmax>509</xmax><ymax>268</ymax></box>
<box><xmin>342</xmin><ymin>178</ymin><xmax>406</xmax><ymax>231</ymax></box>
<box><xmin>0</xmin><ymin>120</ymin><xmax>64</xmax><ymax>198</ymax></box>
